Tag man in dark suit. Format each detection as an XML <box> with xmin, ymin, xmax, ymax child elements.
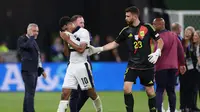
<box><xmin>17</xmin><ymin>23</ymin><xmax>46</xmax><ymax>112</ymax></box>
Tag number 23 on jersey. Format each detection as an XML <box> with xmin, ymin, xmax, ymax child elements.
<box><xmin>133</xmin><ymin>41</ymin><xmax>143</xmax><ymax>49</ymax></box>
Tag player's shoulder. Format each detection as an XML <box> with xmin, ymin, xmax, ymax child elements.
<box><xmin>144</xmin><ymin>23</ymin><xmax>155</xmax><ymax>30</ymax></box>
<box><xmin>121</xmin><ymin>26</ymin><xmax>129</xmax><ymax>31</ymax></box>
<box><xmin>119</xmin><ymin>26</ymin><xmax>129</xmax><ymax>34</ymax></box>
<box><xmin>79</xmin><ymin>27</ymin><xmax>89</xmax><ymax>33</ymax></box>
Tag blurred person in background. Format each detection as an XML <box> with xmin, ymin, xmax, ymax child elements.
<box><xmin>153</xmin><ymin>18</ymin><xmax>186</xmax><ymax>112</ymax></box>
<box><xmin>17</xmin><ymin>23</ymin><xmax>46</xmax><ymax>112</ymax></box>
<box><xmin>171</xmin><ymin>23</ymin><xmax>182</xmax><ymax>40</ymax></box>
<box><xmin>0</xmin><ymin>41</ymin><xmax>9</xmax><ymax>63</ymax></box>
<box><xmin>192</xmin><ymin>30</ymin><xmax>200</xmax><ymax>111</ymax></box>
<box><xmin>180</xmin><ymin>26</ymin><xmax>199</xmax><ymax>112</ymax></box>
<box><xmin>40</xmin><ymin>52</ymin><xmax>46</xmax><ymax>62</ymax></box>
<box><xmin>88</xmin><ymin>6</ymin><xmax>164</xmax><ymax>112</ymax></box>
<box><xmin>0</xmin><ymin>41</ymin><xmax>9</xmax><ymax>52</ymax></box>
<box><xmin>91</xmin><ymin>34</ymin><xmax>101</xmax><ymax>61</ymax></box>
<box><xmin>50</xmin><ymin>37</ymin><xmax>64</xmax><ymax>62</ymax></box>
<box><xmin>0</xmin><ymin>56</ymin><xmax>4</xmax><ymax>62</ymax></box>
<box><xmin>101</xmin><ymin>35</ymin><xmax>121</xmax><ymax>62</ymax></box>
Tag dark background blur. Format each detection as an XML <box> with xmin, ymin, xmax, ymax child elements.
<box><xmin>0</xmin><ymin>0</ymin><xmax>200</xmax><ymax>61</ymax></box>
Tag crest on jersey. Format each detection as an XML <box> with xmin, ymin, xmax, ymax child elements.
<box><xmin>140</xmin><ymin>31</ymin><xmax>145</xmax><ymax>37</ymax></box>
<box><xmin>138</xmin><ymin>26</ymin><xmax>148</xmax><ymax>40</ymax></box>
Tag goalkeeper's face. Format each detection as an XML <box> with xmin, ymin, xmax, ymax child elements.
<box><xmin>125</xmin><ymin>12</ymin><xmax>136</xmax><ymax>26</ymax></box>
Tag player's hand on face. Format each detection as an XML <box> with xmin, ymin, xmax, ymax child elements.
<box><xmin>180</xmin><ymin>66</ymin><xmax>186</xmax><ymax>75</ymax></box>
<box><xmin>60</xmin><ymin>31</ymin><xmax>70</xmax><ymax>41</ymax></box>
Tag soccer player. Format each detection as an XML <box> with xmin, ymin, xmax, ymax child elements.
<box><xmin>57</xmin><ymin>16</ymin><xmax>102</xmax><ymax>112</ymax></box>
<box><xmin>88</xmin><ymin>6</ymin><xmax>164</xmax><ymax>112</ymax></box>
<box><xmin>152</xmin><ymin>18</ymin><xmax>186</xmax><ymax>112</ymax></box>
<box><xmin>63</xmin><ymin>15</ymin><xmax>90</xmax><ymax>112</ymax></box>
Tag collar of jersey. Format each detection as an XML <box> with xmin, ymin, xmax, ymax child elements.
<box><xmin>72</xmin><ymin>26</ymin><xmax>81</xmax><ymax>34</ymax></box>
<box><xmin>130</xmin><ymin>22</ymin><xmax>143</xmax><ymax>28</ymax></box>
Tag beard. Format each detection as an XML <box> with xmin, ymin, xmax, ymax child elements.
<box><xmin>126</xmin><ymin>20</ymin><xmax>134</xmax><ymax>26</ymax></box>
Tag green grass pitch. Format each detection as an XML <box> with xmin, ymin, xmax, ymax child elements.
<box><xmin>0</xmin><ymin>91</ymin><xmax>183</xmax><ymax>112</ymax></box>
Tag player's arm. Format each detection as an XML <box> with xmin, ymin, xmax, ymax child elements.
<box><xmin>148</xmin><ymin>23</ymin><xmax>164</xmax><ymax>51</ymax></box>
<box><xmin>88</xmin><ymin>41</ymin><xmax>119</xmax><ymax>56</ymax></box>
<box><xmin>88</xmin><ymin>27</ymin><xmax>128</xmax><ymax>55</ymax></box>
<box><xmin>63</xmin><ymin>41</ymin><xmax>70</xmax><ymax>56</ymax></box>
<box><xmin>156</xmin><ymin>38</ymin><xmax>164</xmax><ymax>51</ymax></box>
<box><xmin>102</xmin><ymin>41</ymin><xmax>119</xmax><ymax>51</ymax></box>
<box><xmin>60</xmin><ymin>31</ymin><xmax>87</xmax><ymax>53</ymax></box>
<box><xmin>103</xmin><ymin>27</ymin><xmax>128</xmax><ymax>51</ymax></box>
<box><xmin>147</xmin><ymin>24</ymin><xmax>164</xmax><ymax>64</ymax></box>
<box><xmin>149</xmin><ymin>24</ymin><xmax>164</xmax><ymax>50</ymax></box>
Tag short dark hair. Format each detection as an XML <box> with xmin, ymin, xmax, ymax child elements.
<box><xmin>125</xmin><ymin>6</ymin><xmax>140</xmax><ymax>16</ymax></box>
<box><xmin>71</xmin><ymin>15</ymin><xmax>83</xmax><ymax>22</ymax></box>
<box><xmin>59</xmin><ymin>16</ymin><xmax>71</xmax><ymax>28</ymax></box>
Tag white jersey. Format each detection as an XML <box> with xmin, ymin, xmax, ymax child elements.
<box><xmin>63</xmin><ymin>28</ymin><xmax>93</xmax><ymax>90</ymax></box>
<box><xmin>65</xmin><ymin>28</ymin><xmax>90</xmax><ymax>63</ymax></box>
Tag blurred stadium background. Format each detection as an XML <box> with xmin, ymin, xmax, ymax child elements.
<box><xmin>0</xmin><ymin>0</ymin><xmax>200</xmax><ymax>111</ymax></box>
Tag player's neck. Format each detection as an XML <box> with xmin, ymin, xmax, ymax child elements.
<box><xmin>132</xmin><ymin>19</ymin><xmax>140</xmax><ymax>27</ymax></box>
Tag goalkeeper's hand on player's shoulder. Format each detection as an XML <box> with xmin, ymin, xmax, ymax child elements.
<box><xmin>38</xmin><ymin>67</ymin><xmax>47</xmax><ymax>79</ymax></box>
<box><xmin>88</xmin><ymin>45</ymin><xmax>103</xmax><ymax>56</ymax></box>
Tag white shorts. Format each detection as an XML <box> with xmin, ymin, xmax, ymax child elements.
<box><xmin>62</xmin><ymin>62</ymin><xmax>94</xmax><ymax>90</ymax></box>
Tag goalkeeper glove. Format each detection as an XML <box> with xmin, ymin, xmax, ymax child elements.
<box><xmin>88</xmin><ymin>45</ymin><xmax>103</xmax><ymax>56</ymax></box>
<box><xmin>148</xmin><ymin>48</ymin><xmax>161</xmax><ymax>64</ymax></box>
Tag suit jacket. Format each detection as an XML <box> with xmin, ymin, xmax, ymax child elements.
<box><xmin>17</xmin><ymin>35</ymin><xmax>40</xmax><ymax>72</ymax></box>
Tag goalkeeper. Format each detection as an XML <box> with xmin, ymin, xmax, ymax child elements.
<box><xmin>88</xmin><ymin>6</ymin><xmax>164</xmax><ymax>112</ymax></box>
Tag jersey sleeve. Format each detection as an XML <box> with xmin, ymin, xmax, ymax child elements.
<box><xmin>146</xmin><ymin>23</ymin><xmax>160</xmax><ymax>41</ymax></box>
<box><xmin>115</xmin><ymin>27</ymin><xmax>128</xmax><ymax>43</ymax></box>
<box><xmin>79</xmin><ymin>29</ymin><xmax>90</xmax><ymax>45</ymax></box>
